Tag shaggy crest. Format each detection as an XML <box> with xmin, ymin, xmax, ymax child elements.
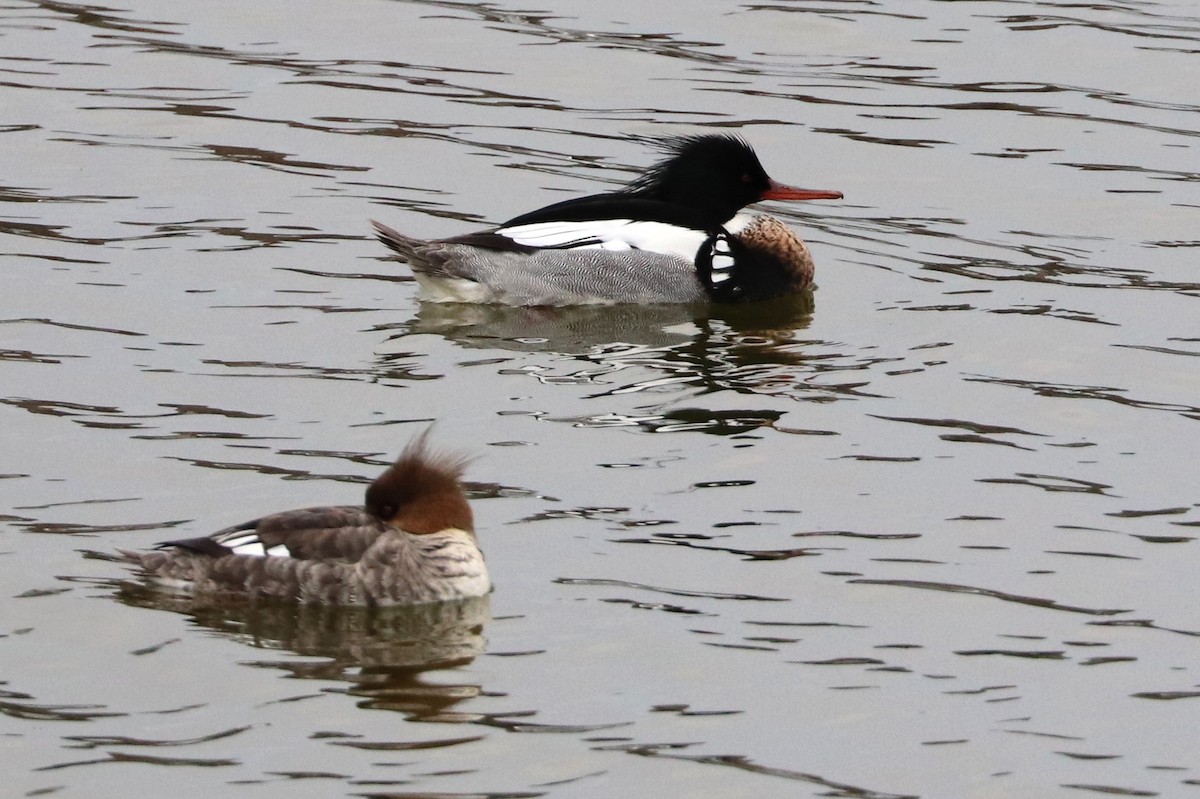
<box><xmin>365</xmin><ymin>429</ymin><xmax>474</xmax><ymax>535</ymax></box>
<box><xmin>622</xmin><ymin>134</ymin><xmax>773</xmax><ymax>225</ymax></box>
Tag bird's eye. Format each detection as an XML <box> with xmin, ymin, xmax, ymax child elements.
<box><xmin>740</xmin><ymin>174</ymin><xmax>752</xmax><ymax>183</ymax></box>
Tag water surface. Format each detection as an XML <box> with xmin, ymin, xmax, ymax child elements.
<box><xmin>3</xmin><ymin>1</ymin><xmax>1199</xmax><ymax>797</ymax></box>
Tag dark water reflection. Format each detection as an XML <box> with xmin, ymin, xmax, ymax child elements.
<box><xmin>111</xmin><ymin>587</ymin><xmax>495</xmax><ymax>740</ymax></box>
<box><xmin>399</xmin><ymin>294</ymin><xmax>815</xmax><ymax>353</ymax></box>
<box><xmin>391</xmin><ymin>298</ymin><xmax>838</xmax><ymax>434</ymax></box>
<box><xmin>114</xmin><ymin>585</ymin><xmax>491</xmax><ymax>674</ymax></box>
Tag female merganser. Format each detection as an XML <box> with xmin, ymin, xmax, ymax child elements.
<box><xmin>372</xmin><ymin>134</ymin><xmax>842</xmax><ymax>306</ymax></box>
<box><xmin>119</xmin><ymin>432</ymin><xmax>489</xmax><ymax>606</ymax></box>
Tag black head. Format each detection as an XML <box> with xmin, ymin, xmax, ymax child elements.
<box><xmin>623</xmin><ymin>134</ymin><xmax>842</xmax><ymax>228</ymax></box>
<box><xmin>625</xmin><ymin>135</ymin><xmax>770</xmax><ymax>224</ymax></box>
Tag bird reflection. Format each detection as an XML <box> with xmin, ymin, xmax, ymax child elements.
<box><xmin>373</xmin><ymin>295</ymin><xmax>820</xmax><ymax>436</ymax></box>
<box><xmin>113</xmin><ymin>583</ymin><xmax>490</xmax><ymax>719</ymax></box>
<box><xmin>392</xmin><ymin>292</ymin><xmax>815</xmax><ymax>354</ymax></box>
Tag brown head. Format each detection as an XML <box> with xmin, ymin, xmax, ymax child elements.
<box><xmin>364</xmin><ymin>430</ymin><xmax>474</xmax><ymax>535</ymax></box>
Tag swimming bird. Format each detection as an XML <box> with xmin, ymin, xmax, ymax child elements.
<box><xmin>372</xmin><ymin>134</ymin><xmax>842</xmax><ymax>306</ymax></box>
<box><xmin>118</xmin><ymin>432</ymin><xmax>489</xmax><ymax>606</ymax></box>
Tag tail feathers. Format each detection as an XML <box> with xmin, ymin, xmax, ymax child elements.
<box><xmin>82</xmin><ymin>548</ymin><xmax>134</xmax><ymax>564</ymax></box>
<box><xmin>114</xmin><ymin>548</ymin><xmax>155</xmax><ymax>568</ymax></box>
<box><xmin>371</xmin><ymin>219</ymin><xmax>421</xmax><ymax>262</ymax></box>
<box><xmin>153</xmin><ymin>536</ymin><xmax>231</xmax><ymax>557</ymax></box>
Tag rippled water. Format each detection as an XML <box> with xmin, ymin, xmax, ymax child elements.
<box><xmin>3</xmin><ymin>1</ymin><xmax>1199</xmax><ymax>797</ymax></box>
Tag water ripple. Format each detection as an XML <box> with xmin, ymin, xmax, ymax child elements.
<box><xmin>849</xmin><ymin>578</ymin><xmax>1131</xmax><ymax>616</ymax></box>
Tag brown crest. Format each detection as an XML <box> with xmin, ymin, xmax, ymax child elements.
<box><xmin>364</xmin><ymin>429</ymin><xmax>475</xmax><ymax>535</ymax></box>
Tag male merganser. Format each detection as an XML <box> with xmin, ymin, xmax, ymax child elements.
<box><xmin>118</xmin><ymin>432</ymin><xmax>489</xmax><ymax>606</ymax></box>
<box><xmin>372</xmin><ymin>134</ymin><xmax>842</xmax><ymax>306</ymax></box>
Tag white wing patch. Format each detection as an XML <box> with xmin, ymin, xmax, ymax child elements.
<box><xmin>497</xmin><ymin>219</ymin><xmax>706</xmax><ymax>259</ymax></box>
<box><xmin>710</xmin><ymin>235</ymin><xmax>735</xmax><ymax>284</ymax></box>
<box><xmin>218</xmin><ymin>530</ymin><xmax>291</xmax><ymax>558</ymax></box>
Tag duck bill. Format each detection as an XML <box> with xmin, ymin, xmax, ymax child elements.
<box><xmin>762</xmin><ymin>179</ymin><xmax>843</xmax><ymax>201</ymax></box>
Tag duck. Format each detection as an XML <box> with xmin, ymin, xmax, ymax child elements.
<box><xmin>118</xmin><ymin>431</ymin><xmax>490</xmax><ymax>606</ymax></box>
<box><xmin>372</xmin><ymin>134</ymin><xmax>842</xmax><ymax>306</ymax></box>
